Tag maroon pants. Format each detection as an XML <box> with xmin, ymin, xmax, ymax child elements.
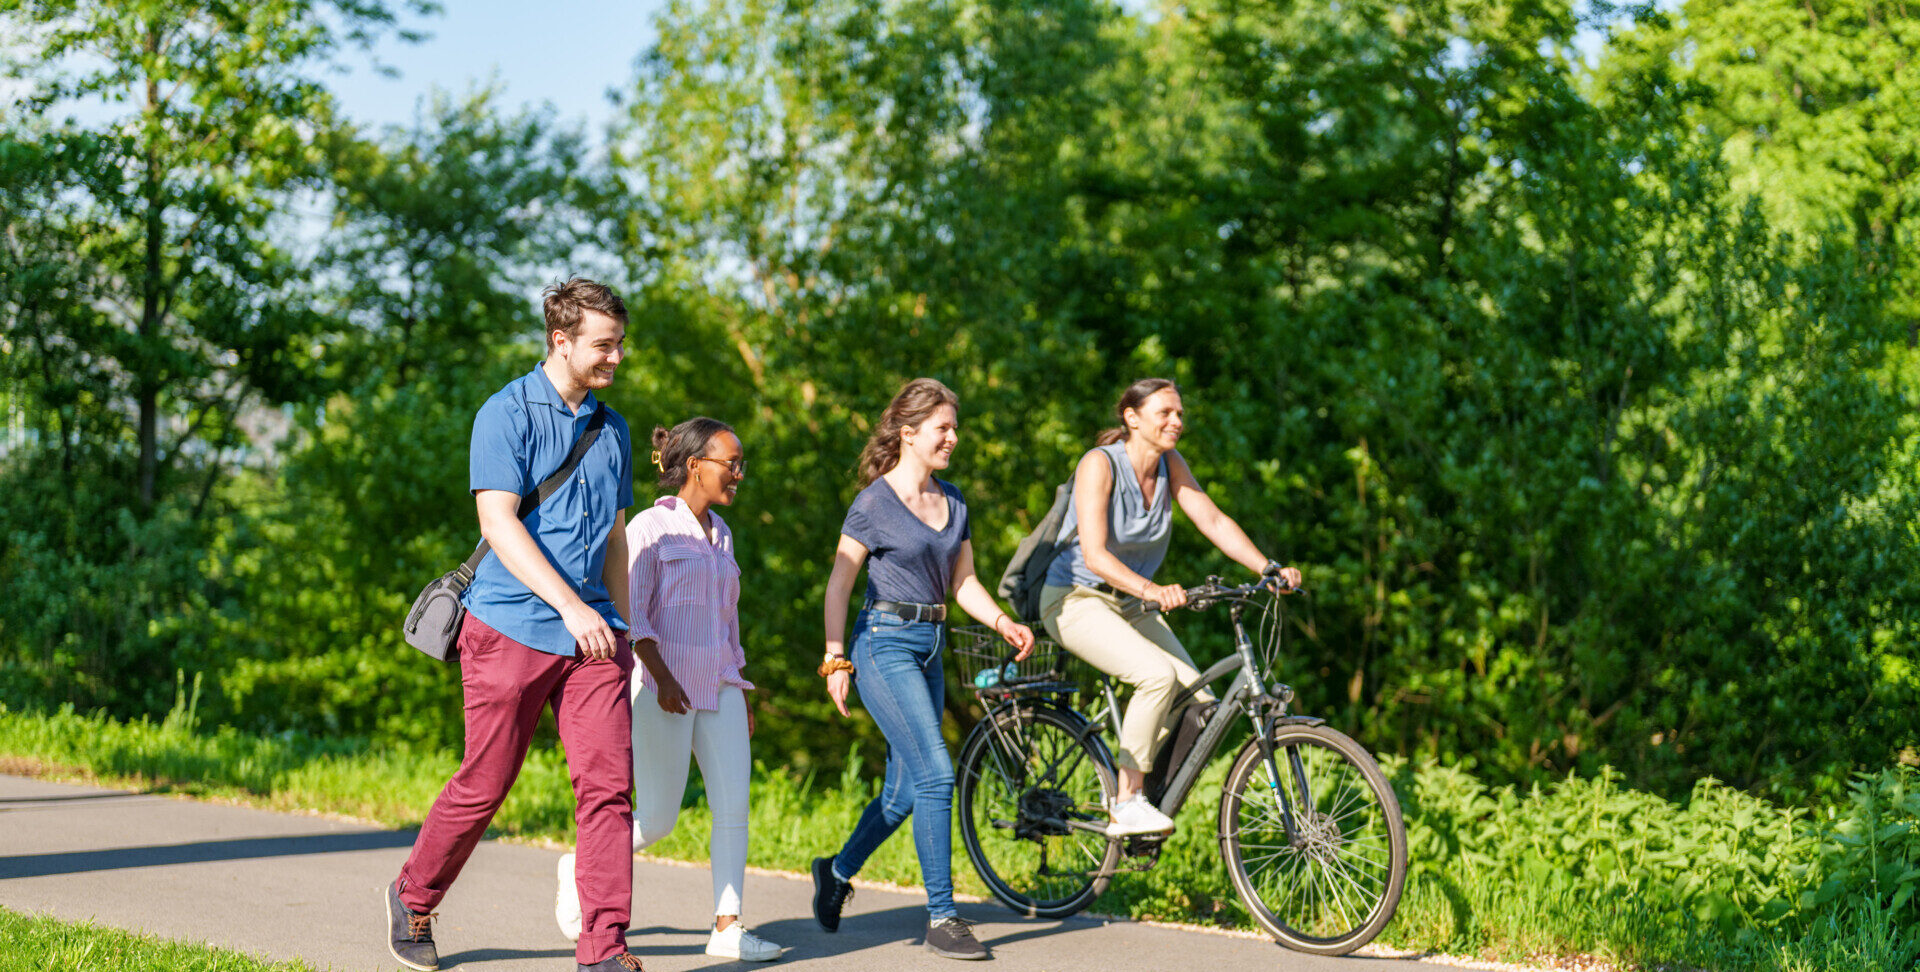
<box><xmin>398</xmin><ymin>613</ymin><xmax>635</xmax><ymax>965</ymax></box>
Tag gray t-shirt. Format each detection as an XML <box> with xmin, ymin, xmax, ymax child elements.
<box><xmin>841</xmin><ymin>478</ymin><xmax>971</xmax><ymax>605</ymax></box>
<box><xmin>1045</xmin><ymin>442</ymin><xmax>1172</xmax><ymax>588</ymax></box>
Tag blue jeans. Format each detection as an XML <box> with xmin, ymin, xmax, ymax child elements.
<box><xmin>832</xmin><ymin>608</ymin><xmax>956</xmax><ymax>921</ymax></box>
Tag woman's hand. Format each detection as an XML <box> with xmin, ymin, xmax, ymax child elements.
<box><xmin>1262</xmin><ymin>562</ymin><xmax>1304</xmax><ymax>592</ymax></box>
<box><xmin>993</xmin><ymin>614</ymin><xmax>1037</xmax><ymax>661</ymax></box>
<box><xmin>744</xmin><ymin>690</ymin><xmax>756</xmax><ymax>736</ymax></box>
<box><xmin>1142</xmin><ymin>581</ymin><xmax>1188</xmax><ymax>611</ymax></box>
<box><xmin>826</xmin><ymin>670</ymin><xmax>852</xmax><ymax>717</ymax></box>
<box><xmin>654</xmin><ymin>674</ymin><xmax>691</xmax><ymax>715</ymax></box>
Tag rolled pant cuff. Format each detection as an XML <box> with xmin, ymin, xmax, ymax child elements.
<box><xmin>577</xmin><ymin>929</ymin><xmax>629</xmax><ymax>965</ymax></box>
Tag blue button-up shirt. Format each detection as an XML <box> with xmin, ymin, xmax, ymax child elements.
<box><xmin>461</xmin><ymin>365</ymin><xmax>633</xmax><ymax>656</ymax></box>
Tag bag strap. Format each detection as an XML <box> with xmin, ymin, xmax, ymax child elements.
<box><xmin>457</xmin><ymin>406</ymin><xmax>611</xmax><ymax>577</ymax></box>
<box><xmin>1055</xmin><ymin>444</ymin><xmax>1125</xmax><ymax>550</ymax></box>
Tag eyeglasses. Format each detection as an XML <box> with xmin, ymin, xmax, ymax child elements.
<box><xmin>692</xmin><ymin>455</ymin><xmax>747</xmax><ymax>476</ymax></box>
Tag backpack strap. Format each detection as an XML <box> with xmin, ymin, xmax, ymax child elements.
<box><xmin>1055</xmin><ymin>444</ymin><xmax>1126</xmax><ymax>549</ymax></box>
<box><xmin>456</xmin><ymin>406</ymin><xmax>610</xmax><ymax>578</ymax></box>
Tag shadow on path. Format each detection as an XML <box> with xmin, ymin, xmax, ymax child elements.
<box><xmin>438</xmin><ymin>946</ymin><xmax>576</xmax><ymax>967</ymax></box>
<box><xmin>749</xmin><ymin>902</ymin><xmax>1109</xmax><ymax>958</ymax></box>
<box><xmin>0</xmin><ymin>828</ymin><xmax>420</xmax><ymax>879</ymax></box>
<box><xmin>0</xmin><ymin>790</ymin><xmax>149</xmax><ymax>806</ymax></box>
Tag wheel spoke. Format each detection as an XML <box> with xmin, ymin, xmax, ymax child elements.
<box><xmin>1223</xmin><ymin>728</ymin><xmax>1405</xmax><ymax>954</ymax></box>
<box><xmin>958</xmin><ymin>706</ymin><xmax>1117</xmax><ymax>920</ymax></box>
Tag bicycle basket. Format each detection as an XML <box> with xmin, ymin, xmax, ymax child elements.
<box><xmin>949</xmin><ymin>626</ymin><xmax>1102</xmax><ymax>697</ymax></box>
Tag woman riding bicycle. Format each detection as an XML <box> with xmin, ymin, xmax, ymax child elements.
<box><xmin>1039</xmin><ymin>378</ymin><xmax>1301</xmax><ymax>836</ymax></box>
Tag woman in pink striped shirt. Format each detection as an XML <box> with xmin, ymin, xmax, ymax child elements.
<box><xmin>555</xmin><ymin>417</ymin><xmax>780</xmax><ymax>962</ymax></box>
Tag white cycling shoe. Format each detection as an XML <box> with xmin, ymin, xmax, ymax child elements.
<box><xmin>1106</xmin><ymin>795</ymin><xmax>1176</xmax><ymax>836</ymax></box>
<box><xmin>707</xmin><ymin>922</ymin><xmax>783</xmax><ymax>962</ymax></box>
<box><xmin>556</xmin><ymin>852</ymin><xmax>582</xmax><ymax>942</ymax></box>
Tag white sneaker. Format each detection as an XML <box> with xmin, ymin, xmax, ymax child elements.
<box><xmin>1106</xmin><ymin>795</ymin><xmax>1176</xmax><ymax>836</ymax></box>
<box><xmin>555</xmin><ymin>852</ymin><xmax>582</xmax><ymax>942</ymax></box>
<box><xmin>706</xmin><ymin>922</ymin><xmax>782</xmax><ymax>962</ymax></box>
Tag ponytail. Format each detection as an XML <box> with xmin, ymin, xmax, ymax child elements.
<box><xmin>1098</xmin><ymin>378</ymin><xmax>1177</xmax><ymax>445</ymax></box>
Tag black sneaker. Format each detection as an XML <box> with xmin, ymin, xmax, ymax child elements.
<box><xmin>925</xmin><ymin>917</ymin><xmax>989</xmax><ymax>960</ymax></box>
<box><xmin>577</xmin><ymin>952</ymin><xmax>644</xmax><ymax>972</ymax></box>
<box><xmin>811</xmin><ymin>856</ymin><xmax>855</xmax><ymax>932</ymax></box>
<box><xmin>384</xmin><ymin>880</ymin><xmax>439</xmax><ymax>971</ymax></box>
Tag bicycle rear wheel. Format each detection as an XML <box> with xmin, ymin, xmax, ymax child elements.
<box><xmin>956</xmin><ymin>703</ymin><xmax>1120</xmax><ymax>918</ymax></box>
<box><xmin>1218</xmin><ymin>723</ymin><xmax>1406</xmax><ymax>955</ymax></box>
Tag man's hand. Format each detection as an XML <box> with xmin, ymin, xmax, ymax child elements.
<box><xmin>562</xmin><ymin>601</ymin><xmax>619</xmax><ymax>660</ymax></box>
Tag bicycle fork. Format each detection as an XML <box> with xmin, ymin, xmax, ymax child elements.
<box><xmin>1229</xmin><ymin>605</ymin><xmax>1313</xmax><ymax>848</ymax></box>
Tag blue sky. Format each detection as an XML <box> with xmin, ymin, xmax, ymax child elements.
<box><xmin>328</xmin><ymin>0</ymin><xmax>667</xmax><ymax>133</ymax></box>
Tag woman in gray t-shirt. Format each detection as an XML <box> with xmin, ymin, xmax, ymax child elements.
<box><xmin>1041</xmin><ymin>378</ymin><xmax>1302</xmax><ymax>838</ymax></box>
<box><xmin>810</xmin><ymin>377</ymin><xmax>1035</xmax><ymax>961</ymax></box>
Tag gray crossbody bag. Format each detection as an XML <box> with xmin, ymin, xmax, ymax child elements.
<box><xmin>403</xmin><ymin>408</ymin><xmax>609</xmax><ymax>662</ymax></box>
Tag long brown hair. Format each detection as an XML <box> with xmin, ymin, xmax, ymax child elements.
<box><xmin>1095</xmin><ymin>378</ymin><xmax>1177</xmax><ymax>446</ymax></box>
<box><xmin>857</xmin><ymin>378</ymin><xmax>959</xmax><ymax>486</ymax></box>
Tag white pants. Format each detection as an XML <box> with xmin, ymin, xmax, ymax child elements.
<box><xmin>632</xmin><ymin>684</ymin><xmax>752</xmax><ymax>917</ymax></box>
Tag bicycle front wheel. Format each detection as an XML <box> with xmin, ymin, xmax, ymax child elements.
<box><xmin>956</xmin><ymin>703</ymin><xmax>1120</xmax><ymax>918</ymax></box>
<box><xmin>1218</xmin><ymin>723</ymin><xmax>1407</xmax><ymax>955</ymax></box>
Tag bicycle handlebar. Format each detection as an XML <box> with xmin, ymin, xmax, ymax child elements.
<box><xmin>1135</xmin><ymin>575</ymin><xmax>1299</xmax><ymax>614</ymax></box>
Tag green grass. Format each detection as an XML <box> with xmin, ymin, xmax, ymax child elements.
<box><xmin>0</xmin><ymin>906</ymin><xmax>319</xmax><ymax>972</ymax></box>
<box><xmin>2</xmin><ymin>699</ymin><xmax>1916</xmax><ymax>971</ymax></box>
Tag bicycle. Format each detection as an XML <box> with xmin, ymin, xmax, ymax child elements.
<box><xmin>949</xmin><ymin>577</ymin><xmax>1407</xmax><ymax>956</ymax></box>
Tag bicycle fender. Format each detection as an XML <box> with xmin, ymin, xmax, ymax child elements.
<box><xmin>1270</xmin><ymin>715</ymin><xmax>1327</xmax><ymax>729</ymax></box>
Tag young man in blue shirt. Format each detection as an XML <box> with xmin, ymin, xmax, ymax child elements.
<box><xmin>385</xmin><ymin>277</ymin><xmax>645</xmax><ymax>972</ymax></box>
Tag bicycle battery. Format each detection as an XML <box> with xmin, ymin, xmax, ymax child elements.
<box><xmin>1145</xmin><ymin>700</ymin><xmax>1219</xmax><ymax>803</ymax></box>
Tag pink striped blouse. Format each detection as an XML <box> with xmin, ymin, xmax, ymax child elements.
<box><xmin>625</xmin><ymin>496</ymin><xmax>754</xmax><ymax>710</ymax></box>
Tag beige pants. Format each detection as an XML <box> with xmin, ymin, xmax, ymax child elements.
<box><xmin>1040</xmin><ymin>584</ymin><xmax>1214</xmax><ymax>773</ymax></box>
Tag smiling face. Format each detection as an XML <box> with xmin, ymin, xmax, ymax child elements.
<box><xmin>686</xmin><ymin>430</ymin><xmax>745</xmax><ymax>507</ymax></box>
<box><xmin>1124</xmin><ymin>388</ymin><xmax>1184</xmax><ymax>450</ymax></box>
<box><xmin>901</xmin><ymin>403</ymin><xmax>959</xmax><ymax>471</ymax></box>
<box><xmin>550</xmin><ymin>309</ymin><xmax>626</xmax><ymax>392</ymax></box>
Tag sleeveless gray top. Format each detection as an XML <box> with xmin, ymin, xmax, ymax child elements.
<box><xmin>1044</xmin><ymin>441</ymin><xmax>1172</xmax><ymax>589</ymax></box>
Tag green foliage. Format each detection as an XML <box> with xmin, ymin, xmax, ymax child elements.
<box><xmin>1383</xmin><ymin>757</ymin><xmax>1920</xmax><ymax>969</ymax></box>
<box><xmin>4</xmin><ymin>0</ymin><xmax>1917</xmax><ymax>807</ymax></box>
<box><xmin>0</xmin><ymin>0</ymin><xmax>430</xmax><ymax>721</ymax></box>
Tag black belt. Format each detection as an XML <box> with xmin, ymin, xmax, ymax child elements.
<box><xmin>868</xmin><ymin>599</ymin><xmax>947</xmax><ymax>623</ymax></box>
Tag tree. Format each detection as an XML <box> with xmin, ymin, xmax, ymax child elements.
<box><xmin>0</xmin><ymin>0</ymin><xmax>430</xmax><ymax>715</ymax></box>
<box><xmin>0</xmin><ymin>0</ymin><xmax>433</xmax><ymax>511</ymax></box>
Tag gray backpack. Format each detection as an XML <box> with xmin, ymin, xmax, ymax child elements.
<box><xmin>997</xmin><ymin>449</ymin><xmax>1119</xmax><ymax>622</ymax></box>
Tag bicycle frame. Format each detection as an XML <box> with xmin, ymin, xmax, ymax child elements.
<box><xmin>1149</xmin><ymin>589</ymin><xmax>1319</xmax><ymax>848</ymax></box>
<box><xmin>956</xmin><ymin>580</ymin><xmax>1408</xmax><ymax>950</ymax></box>
<box><xmin>970</xmin><ymin>581</ymin><xmax>1318</xmax><ymax>850</ymax></box>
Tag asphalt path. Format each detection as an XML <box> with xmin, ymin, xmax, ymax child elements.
<box><xmin>0</xmin><ymin>773</ymin><xmax>1461</xmax><ymax>972</ymax></box>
